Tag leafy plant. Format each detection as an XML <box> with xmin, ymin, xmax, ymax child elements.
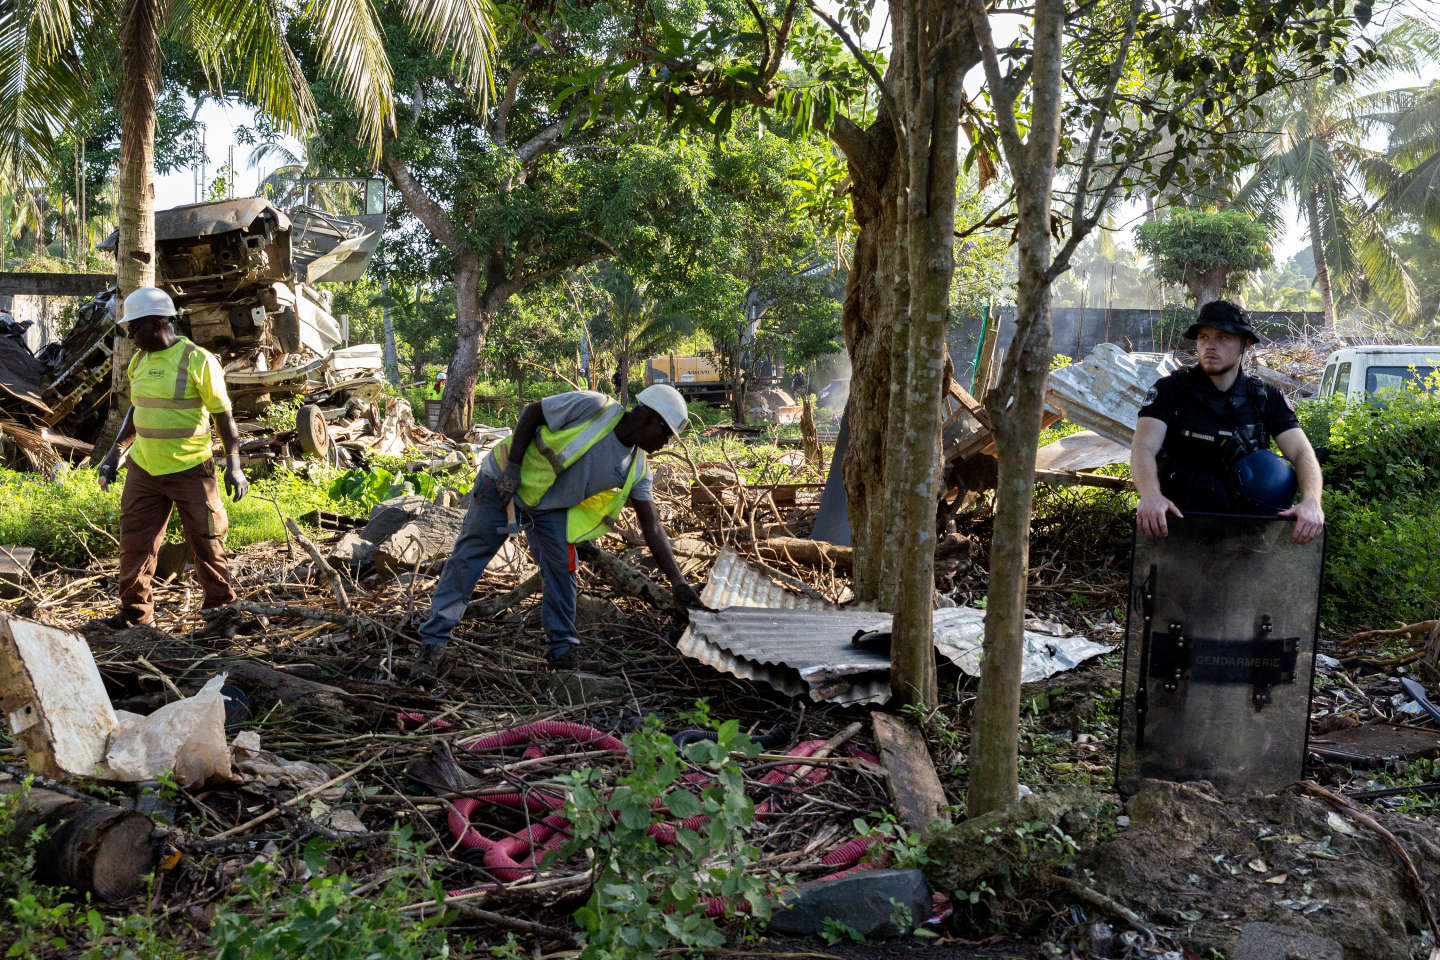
<box><xmin>209</xmin><ymin>831</ymin><xmax>453</xmax><ymax>960</ymax></box>
<box><xmin>327</xmin><ymin>467</ymin><xmax>438</xmax><ymax>512</ymax></box>
<box><xmin>555</xmin><ymin>705</ymin><xmax>769</xmax><ymax>960</ymax></box>
<box><xmin>819</xmin><ymin>916</ymin><xmax>865</xmax><ymax>945</ymax></box>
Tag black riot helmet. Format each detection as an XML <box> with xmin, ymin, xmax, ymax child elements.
<box><xmin>1184</xmin><ymin>299</ymin><xmax>1260</xmax><ymax>344</ymax></box>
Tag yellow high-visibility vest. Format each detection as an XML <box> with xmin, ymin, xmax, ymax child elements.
<box><xmin>126</xmin><ymin>337</ymin><xmax>230</xmax><ymax>476</ymax></box>
<box><xmin>486</xmin><ymin>401</ymin><xmax>646</xmax><ymax>543</ymax></box>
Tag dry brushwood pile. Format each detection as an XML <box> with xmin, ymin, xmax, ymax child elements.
<box><xmin>3</xmin><ymin>438</ymin><xmax>1440</xmax><ymax>958</ymax></box>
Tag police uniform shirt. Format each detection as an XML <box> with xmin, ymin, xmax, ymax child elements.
<box><xmin>1138</xmin><ymin>365</ymin><xmax>1299</xmax><ymax>508</ymax></box>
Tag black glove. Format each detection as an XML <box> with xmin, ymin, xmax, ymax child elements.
<box><xmin>97</xmin><ymin>452</ymin><xmax>121</xmax><ymax>492</ymax></box>
<box><xmin>494</xmin><ymin>461</ymin><xmax>523</xmax><ymax>506</ymax></box>
<box><xmin>224</xmin><ymin>457</ymin><xmax>250</xmax><ymax>502</ymax></box>
<box><xmin>673</xmin><ymin>582</ymin><xmax>707</xmax><ymax>610</ymax></box>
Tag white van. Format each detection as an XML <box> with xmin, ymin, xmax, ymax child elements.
<box><xmin>1317</xmin><ymin>346</ymin><xmax>1440</xmax><ymax>403</ymax></box>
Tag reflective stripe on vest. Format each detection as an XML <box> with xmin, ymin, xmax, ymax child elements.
<box><xmin>132</xmin><ymin>340</ymin><xmax>210</xmax><ymax>440</ymax></box>
<box><xmin>484</xmin><ymin>401</ymin><xmax>643</xmax><ymax>542</ymax></box>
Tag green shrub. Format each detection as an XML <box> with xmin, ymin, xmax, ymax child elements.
<box><xmin>1299</xmin><ymin>387</ymin><xmax>1440</xmax><ymax>501</ymax></box>
<box><xmin>328</xmin><ymin>467</ymin><xmax>438</xmax><ymax>512</ymax></box>
<box><xmin>555</xmin><ymin>705</ymin><xmax>769</xmax><ymax>960</ymax></box>
<box><xmin>209</xmin><ymin>831</ymin><xmax>454</xmax><ymax>960</ymax></box>
<box><xmin>1318</xmin><ymin>490</ymin><xmax>1440</xmax><ymax>632</ymax></box>
<box><xmin>0</xmin><ymin>466</ymin><xmax>342</xmax><ymax>566</ymax></box>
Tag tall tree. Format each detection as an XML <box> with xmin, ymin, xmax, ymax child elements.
<box><xmin>1</xmin><ymin>0</ymin><xmax>496</xmax><ymax>397</ymax></box>
<box><xmin>1135</xmin><ymin>208</ymin><xmax>1274</xmax><ymax>305</ymax></box>
<box><xmin>589</xmin><ymin>267</ymin><xmax>693</xmax><ymax>406</ymax></box>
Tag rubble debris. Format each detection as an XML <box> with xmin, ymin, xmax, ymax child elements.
<box><xmin>0</xmin><ymin>613</ymin><xmax>118</xmax><ymax>779</ymax></box>
<box><xmin>767</xmin><ymin>868</ymin><xmax>932</xmax><ymax>938</ymax></box>
<box><xmin>1308</xmin><ymin>722</ymin><xmax>1440</xmax><ymax>766</ymax></box>
<box><xmin>870</xmin><ymin>711</ymin><xmax>950</xmax><ymax>830</ymax></box>
<box><xmin>230</xmin><ymin>731</ymin><xmax>341</xmax><ymax>798</ymax></box>
<box><xmin>745</xmin><ymin>386</ymin><xmax>800</xmax><ymax>423</ymax></box>
<box><xmin>0</xmin><ymin>780</ymin><xmax>158</xmax><ymax>902</ymax></box>
<box><xmin>679</xmin><ymin>550</ymin><xmax>1111</xmax><ymax>704</ymax></box>
<box><xmin>1045</xmin><ymin>344</ymin><xmax>1182</xmax><ymax>447</ymax></box>
<box><xmin>1400</xmin><ymin>677</ymin><xmax>1440</xmax><ymax>725</ymax></box>
<box><xmin>327</xmin><ymin>494</ymin><xmax>528</xmax><ymax>579</ymax></box>
<box><xmin>0</xmin><ymin>545</ymin><xmax>36</xmax><ymax>597</ymax></box>
<box><xmin>101</xmin><ymin>675</ymin><xmax>233</xmax><ymax>787</ymax></box>
<box><xmin>1034</xmin><ymin>429</ymin><xmax>1129</xmax><ymax>473</ymax></box>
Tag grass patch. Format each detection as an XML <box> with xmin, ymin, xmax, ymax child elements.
<box><xmin>0</xmin><ymin>466</ymin><xmax>345</xmax><ymax>567</ymax></box>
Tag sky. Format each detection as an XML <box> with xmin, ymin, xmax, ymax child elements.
<box><xmin>156</xmin><ymin>0</ymin><xmax>1435</xmax><ymax>261</ymax></box>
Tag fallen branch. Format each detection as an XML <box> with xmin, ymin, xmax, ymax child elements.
<box><xmin>575</xmin><ymin>543</ymin><xmax>677</xmax><ymax>613</ymax></box>
<box><xmin>1295</xmin><ymin>780</ymin><xmax>1440</xmax><ymax>947</ymax></box>
<box><xmin>447</xmin><ymin>901</ymin><xmax>580</xmax><ymax>945</ymax></box>
<box><xmin>1054</xmin><ymin>876</ymin><xmax>1157</xmax><ymax>941</ymax></box>
<box><xmin>466</xmin><ymin>570</ymin><xmax>543</xmax><ymax>620</ymax></box>
<box><xmin>751</xmin><ymin>536</ymin><xmax>852</xmax><ymax>570</ymax></box>
<box><xmin>1344</xmin><ymin>620</ymin><xmax>1438</xmax><ymax>647</ymax></box>
<box><xmin>286</xmin><ymin>517</ymin><xmax>350</xmax><ymax>610</ymax></box>
<box><xmin>208</xmin><ymin>752</ymin><xmax>382</xmax><ymax>841</ymax></box>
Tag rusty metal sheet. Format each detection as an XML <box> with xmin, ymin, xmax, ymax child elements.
<box><xmin>1310</xmin><ymin>723</ymin><xmax>1440</xmax><ymax>766</ymax></box>
<box><xmin>1034</xmin><ymin>429</ymin><xmax>1130</xmax><ymax>473</ymax></box>
<box><xmin>1045</xmin><ymin>344</ymin><xmax>1181</xmax><ymax>446</ymax></box>
<box><xmin>678</xmin><ymin>550</ymin><xmax>1112</xmax><ymax>704</ymax></box>
<box><xmin>98</xmin><ymin>198</ymin><xmax>291</xmax><ymax>251</ymax></box>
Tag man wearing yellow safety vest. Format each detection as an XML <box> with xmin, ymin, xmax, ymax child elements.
<box><xmin>412</xmin><ymin>384</ymin><xmax>702</xmax><ymax>673</ymax></box>
<box><xmin>93</xmin><ymin>287</ymin><xmax>250</xmax><ymax>629</ymax></box>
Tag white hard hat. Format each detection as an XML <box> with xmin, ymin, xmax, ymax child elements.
<box><xmin>119</xmin><ymin>287</ymin><xmax>176</xmax><ymax>324</ymax></box>
<box><xmin>635</xmin><ymin>384</ymin><xmax>689</xmax><ymax>438</ymax></box>
<box><xmin>436</xmin><ymin>370</ymin><xmax>447</xmax><ymax>379</ymax></box>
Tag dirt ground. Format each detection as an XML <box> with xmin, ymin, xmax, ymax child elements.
<box><xmin>3</xmin><ymin>474</ymin><xmax>1439</xmax><ymax>958</ymax></box>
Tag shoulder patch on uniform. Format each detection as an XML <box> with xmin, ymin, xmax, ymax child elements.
<box><xmin>1285</xmin><ymin>395</ymin><xmax>1295</xmax><ymax>410</ymax></box>
<box><xmin>1143</xmin><ymin>386</ymin><xmax>1158</xmax><ymax>405</ymax></box>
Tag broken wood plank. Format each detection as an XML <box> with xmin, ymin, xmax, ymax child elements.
<box><xmin>0</xmin><ymin>782</ymin><xmax>158</xmax><ymax>901</ymax></box>
<box><xmin>1032</xmin><ymin>468</ymin><xmax>1134</xmax><ymax>491</ymax></box>
<box><xmin>751</xmin><ymin>536</ymin><xmax>853</xmax><ymax>569</ymax></box>
<box><xmin>869</xmin><ymin>711</ymin><xmax>951</xmax><ymax>831</ymax></box>
<box><xmin>0</xmin><ymin>614</ymin><xmax>116</xmax><ymax>778</ymax></box>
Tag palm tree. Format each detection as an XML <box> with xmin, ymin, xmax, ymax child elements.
<box><xmin>589</xmin><ymin>268</ymin><xmax>693</xmax><ymax>406</ymax></box>
<box><xmin>1234</xmin><ymin>77</ymin><xmax>1418</xmax><ymax>328</ymax></box>
<box><xmin>1</xmin><ymin>0</ymin><xmax>495</xmax><ymax>396</ymax></box>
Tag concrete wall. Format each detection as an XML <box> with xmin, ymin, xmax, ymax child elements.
<box><xmin>0</xmin><ymin>293</ymin><xmax>70</xmax><ymax>352</ymax></box>
<box><xmin>947</xmin><ymin>306</ymin><xmax>1324</xmax><ymax>387</ymax></box>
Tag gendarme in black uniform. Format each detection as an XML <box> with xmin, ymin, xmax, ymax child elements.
<box><xmin>1138</xmin><ymin>365</ymin><xmax>1299</xmax><ymax>513</ymax></box>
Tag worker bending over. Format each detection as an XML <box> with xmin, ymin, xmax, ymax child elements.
<box><xmin>95</xmin><ymin>287</ymin><xmax>249</xmax><ymax>628</ymax></box>
<box><xmin>1131</xmin><ymin>299</ymin><xmax>1324</xmax><ymax>545</ymax></box>
<box><xmin>414</xmin><ymin>385</ymin><xmax>702</xmax><ymax>673</ymax></box>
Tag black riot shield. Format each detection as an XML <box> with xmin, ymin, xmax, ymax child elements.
<box><xmin>1117</xmin><ymin>514</ymin><xmax>1325</xmax><ymax>796</ymax></box>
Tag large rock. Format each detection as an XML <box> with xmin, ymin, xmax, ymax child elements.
<box><xmin>327</xmin><ymin>530</ymin><xmax>376</xmax><ymax>570</ymax></box>
<box><xmin>359</xmin><ymin>495</ymin><xmax>433</xmax><ymax>543</ymax></box>
<box><xmin>766</xmin><ymin>868</ymin><xmax>931</xmax><ymax>938</ymax></box>
<box><xmin>1231</xmin><ymin>922</ymin><xmax>1342</xmax><ymax>960</ymax></box>
<box><xmin>373</xmin><ymin>502</ymin><xmax>467</xmax><ymax>576</ymax></box>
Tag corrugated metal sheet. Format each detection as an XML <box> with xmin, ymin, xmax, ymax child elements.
<box><xmin>679</xmin><ymin>551</ymin><xmax>1114</xmax><ymax>704</ymax></box>
<box><xmin>1045</xmin><ymin>344</ymin><xmax>1181</xmax><ymax>446</ymax></box>
<box><xmin>1033</xmin><ymin>429</ymin><xmax>1130</xmax><ymax>473</ymax></box>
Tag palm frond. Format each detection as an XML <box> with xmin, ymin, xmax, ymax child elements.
<box><xmin>171</xmin><ymin>0</ymin><xmax>315</xmax><ymax>135</ymax></box>
<box><xmin>400</xmin><ymin>0</ymin><xmax>494</xmax><ymax>106</ymax></box>
<box><xmin>1353</xmin><ymin>213</ymin><xmax>1419</xmax><ymax>319</ymax></box>
<box><xmin>631</xmin><ymin>311</ymin><xmax>693</xmax><ymax>358</ymax></box>
<box><xmin>302</xmin><ymin>0</ymin><xmax>393</xmax><ymax>161</ymax></box>
<box><xmin>0</xmin><ymin>4</ymin><xmax>96</xmax><ymax>183</ymax></box>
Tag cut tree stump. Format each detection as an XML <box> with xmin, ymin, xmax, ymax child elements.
<box><xmin>0</xmin><ymin>614</ymin><xmax>116</xmax><ymax>778</ymax></box>
<box><xmin>870</xmin><ymin>711</ymin><xmax>951</xmax><ymax>831</ymax></box>
<box><xmin>0</xmin><ymin>782</ymin><xmax>157</xmax><ymax>901</ymax></box>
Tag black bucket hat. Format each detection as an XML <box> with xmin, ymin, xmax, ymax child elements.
<box><xmin>1184</xmin><ymin>299</ymin><xmax>1260</xmax><ymax>344</ymax></box>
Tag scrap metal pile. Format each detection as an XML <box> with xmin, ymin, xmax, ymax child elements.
<box><xmin>0</xmin><ymin>196</ymin><xmax>452</xmax><ymax>471</ymax></box>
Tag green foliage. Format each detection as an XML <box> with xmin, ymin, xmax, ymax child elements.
<box><xmin>0</xmin><ymin>467</ymin><xmax>342</xmax><ymax>566</ymax></box>
<box><xmin>1299</xmin><ymin>384</ymin><xmax>1440</xmax><ymax>630</ymax></box>
<box><xmin>258</xmin><ymin>397</ymin><xmax>305</xmax><ymax>435</ymax></box>
<box><xmin>819</xmin><ymin>916</ymin><xmax>865</xmax><ymax>945</ymax></box>
<box><xmin>856</xmin><ymin>813</ymin><xmax>937</xmax><ymax>870</ymax></box>
<box><xmin>328</xmin><ymin>467</ymin><xmax>438</xmax><ymax>512</ymax></box>
<box><xmin>556</xmin><ymin>704</ymin><xmax>768</xmax><ymax>960</ymax></box>
<box><xmin>1134</xmin><ymin>209</ymin><xmax>1273</xmax><ymax>302</ymax></box>
<box><xmin>209</xmin><ymin>831</ymin><xmax>454</xmax><ymax>960</ymax></box>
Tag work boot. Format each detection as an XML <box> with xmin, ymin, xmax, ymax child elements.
<box><xmin>408</xmin><ymin>644</ymin><xmax>445</xmax><ymax>682</ymax></box>
<box><xmin>546</xmin><ymin>646</ymin><xmax>578</xmax><ymax>671</ymax></box>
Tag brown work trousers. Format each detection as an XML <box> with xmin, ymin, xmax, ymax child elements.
<box><xmin>117</xmin><ymin>459</ymin><xmax>235</xmax><ymax>624</ymax></box>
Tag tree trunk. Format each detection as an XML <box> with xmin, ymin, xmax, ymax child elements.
<box><xmin>0</xmin><ymin>783</ymin><xmax>157</xmax><ymax>902</ymax></box>
<box><xmin>834</xmin><ymin>115</ymin><xmax>903</xmax><ymax>606</ymax></box>
<box><xmin>436</xmin><ymin>261</ymin><xmax>485</xmax><ymax>436</ymax></box>
<box><xmin>968</xmin><ymin>0</ymin><xmax>1066</xmax><ymax>817</ymax></box>
<box><xmin>619</xmin><ymin>346</ymin><xmax>631</xmax><ymax>405</ymax></box>
<box><xmin>1186</xmin><ymin>268</ymin><xmax>1228</xmax><ymax>307</ymax></box>
<box><xmin>381</xmin><ymin>276</ymin><xmax>400</xmax><ymax>385</ymax></box>
<box><xmin>1305</xmin><ymin>187</ymin><xmax>1336</xmax><ymax>329</ymax></box>
<box><xmin>112</xmin><ymin>0</ymin><xmax>162</xmax><ymax>405</ymax></box>
<box><xmin>885</xmin><ymin>2</ymin><xmax>969</xmax><ymax>708</ymax></box>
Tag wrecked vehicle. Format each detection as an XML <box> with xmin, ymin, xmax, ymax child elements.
<box><xmin>0</xmin><ymin>192</ymin><xmax>404</xmax><ymax>470</ymax></box>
